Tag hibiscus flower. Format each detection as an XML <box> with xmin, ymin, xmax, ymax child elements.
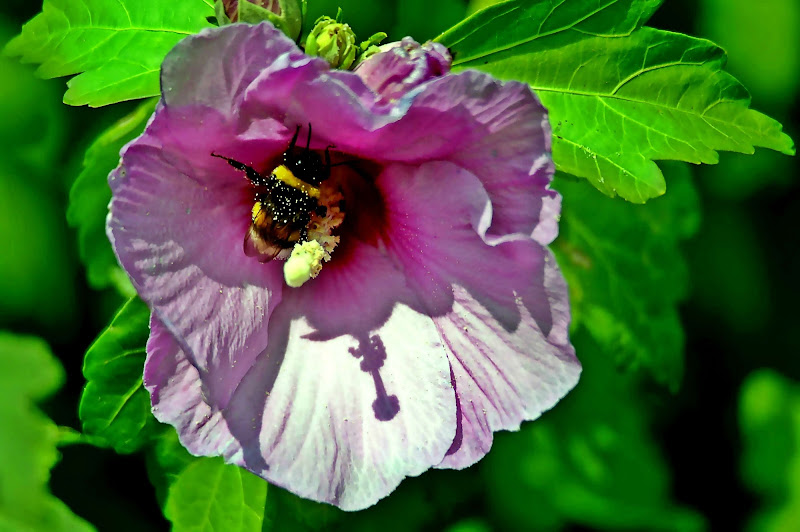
<box><xmin>107</xmin><ymin>22</ymin><xmax>580</xmax><ymax>510</ymax></box>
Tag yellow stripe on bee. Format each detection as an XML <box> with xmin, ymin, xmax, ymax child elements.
<box><xmin>252</xmin><ymin>201</ymin><xmax>264</xmax><ymax>221</ymax></box>
<box><xmin>272</xmin><ymin>165</ymin><xmax>320</xmax><ymax>198</ymax></box>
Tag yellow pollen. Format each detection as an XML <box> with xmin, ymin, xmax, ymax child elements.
<box><xmin>281</xmin><ymin>179</ymin><xmax>345</xmax><ymax>288</ymax></box>
<box><xmin>272</xmin><ymin>165</ymin><xmax>320</xmax><ymax>198</ymax></box>
<box><xmin>284</xmin><ymin>240</ymin><xmax>326</xmax><ymax>287</ymax></box>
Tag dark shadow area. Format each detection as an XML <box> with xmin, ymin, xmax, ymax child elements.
<box><xmin>349</xmin><ymin>334</ymin><xmax>400</xmax><ymax>421</ymax></box>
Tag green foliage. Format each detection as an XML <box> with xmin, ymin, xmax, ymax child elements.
<box><xmin>482</xmin><ymin>329</ymin><xmax>704</xmax><ymax>531</ymax></box>
<box><xmin>76</xmin><ymin>294</ymin><xmax>270</xmax><ymax>528</ymax></box>
<box><xmin>444</xmin><ymin>519</ymin><xmax>491</xmax><ymax>532</ymax></box>
<box><xmin>149</xmin><ymin>432</ymin><xmax>339</xmax><ymax>532</ymax></box>
<box><xmin>686</xmin><ymin>205</ymin><xmax>772</xmax><ymax>333</ymax></box>
<box><xmin>0</xmin><ymin>22</ymin><xmax>66</xmax><ymax>179</ymax></box>
<box><xmin>0</xmin><ymin>163</ymin><xmax>78</xmax><ymax>337</ymax></box>
<box><xmin>438</xmin><ymin>0</ymin><xmax>795</xmax><ymax>202</ymax></box>
<box><xmin>4</xmin><ymin>0</ymin><xmax>214</xmax><ymax>107</ymax></box>
<box><xmin>439</xmin><ymin>0</ymin><xmax>662</xmax><ymax>60</ymax></box>
<box><xmin>393</xmin><ymin>0</ymin><xmax>466</xmax><ymax>42</ymax></box>
<box><xmin>0</xmin><ymin>333</ymin><xmax>94</xmax><ymax>532</ymax></box>
<box><xmin>261</xmin><ymin>467</ymin><xmax>476</xmax><ymax>532</ymax></box>
<box><xmin>165</xmin><ymin>458</ymin><xmax>268</xmax><ymax>532</ymax></box>
<box><xmin>76</xmin><ymin>293</ymin><xmax>272</xmax><ymax>527</ymax></box>
<box><xmin>553</xmin><ymin>162</ymin><xmax>699</xmax><ymax>388</ymax></box>
<box><xmin>67</xmin><ymin>99</ymin><xmax>155</xmax><ymax>294</ymax></box>
<box><xmin>264</xmin><ymin>487</ymin><xmax>344</xmax><ymax>532</ymax></box>
<box><xmin>79</xmin><ymin>297</ymin><xmax>160</xmax><ymax>453</ymax></box>
<box><xmin>697</xmin><ymin>0</ymin><xmax>799</xmax><ymax>199</ymax></box>
<box><xmin>739</xmin><ymin>370</ymin><xmax>800</xmax><ymax>531</ymax></box>
<box><xmin>302</xmin><ymin>0</ymin><xmax>397</xmax><ymax>41</ymax></box>
<box><xmin>4</xmin><ymin>1</ymin><xmax>795</xmax><ymax>530</ymax></box>
<box><xmin>146</xmin><ymin>430</ymin><xmax>199</xmax><ymax>509</ymax></box>
<box><xmin>701</xmin><ymin>0</ymin><xmax>800</xmax><ymax>107</ymax></box>
<box><xmin>0</xmin><ymin>22</ymin><xmax>77</xmax><ymax>336</ymax></box>
<box><xmin>146</xmin><ymin>431</ymin><xmax>269</xmax><ymax>532</ymax></box>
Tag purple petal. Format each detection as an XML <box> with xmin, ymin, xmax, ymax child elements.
<box><xmin>108</xmin><ymin>105</ymin><xmax>286</xmax><ymax>409</ymax></box>
<box><xmin>372</xmin><ymin>160</ymin><xmax>577</xmax><ymax>465</ymax></box>
<box><xmin>376</xmin><ymin>160</ymin><xmax>555</xmax><ymax>331</ymax></box>
<box><xmin>435</xmin><ymin>254</ymin><xmax>580</xmax><ymax>468</ymax></box>
<box><xmin>375</xmin><ymin>161</ymin><xmax>492</xmax><ymax>315</ymax></box>
<box><xmin>244</xmin><ymin>65</ymin><xmax>555</xmax><ymax>240</ymax></box>
<box><xmin>418</xmin><ymin>72</ymin><xmax>556</xmax><ymax>241</ymax></box>
<box><xmin>354</xmin><ymin>37</ymin><xmax>451</xmax><ymax>103</ymax></box>
<box><xmin>161</xmin><ymin>22</ymin><xmax>305</xmax><ymax>117</ymax></box>
<box><xmin>285</xmin><ymin>239</ymin><xmax>417</xmax><ymax>338</ymax></box>
<box><xmin>114</xmin><ymin>22</ymin><xmax>577</xmax><ymax>509</ymax></box>
<box><xmin>145</xmin><ymin>315</ymin><xmax>240</xmax><ymax>458</ymax></box>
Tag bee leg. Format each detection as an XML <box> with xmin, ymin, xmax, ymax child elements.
<box><xmin>211</xmin><ymin>153</ymin><xmax>269</xmax><ymax>186</ymax></box>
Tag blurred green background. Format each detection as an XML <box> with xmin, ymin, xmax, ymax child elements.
<box><xmin>1</xmin><ymin>0</ymin><xmax>798</xmax><ymax>530</ymax></box>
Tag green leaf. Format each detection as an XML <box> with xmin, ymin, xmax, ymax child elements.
<box><xmin>149</xmin><ymin>431</ymin><xmax>338</xmax><ymax>532</ymax></box>
<box><xmin>263</xmin><ymin>486</ymin><xmax>344</xmax><ymax>532</ymax></box>
<box><xmin>552</xmin><ymin>162</ymin><xmax>699</xmax><ymax>388</ymax></box>
<box><xmin>147</xmin><ymin>428</ymin><xmax>270</xmax><ymax>532</ymax></box>
<box><xmin>437</xmin><ymin>0</ymin><xmax>662</xmax><ymax>58</ymax></box>
<box><xmin>79</xmin><ymin>296</ymin><xmax>159</xmax><ymax>453</ymax></box>
<box><xmin>5</xmin><ymin>0</ymin><xmax>214</xmax><ymax>107</ymax></box>
<box><xmin>739</xmin><ymin>370</ymin><xmax>800</xmax><ymax>531</ymax></box>
<box><xmin>438</xmin><ymin>0</ymin><xmax>795</xmax><ymax>202</ymax></box>
<box><xmin>0</xmin><ymin>332</ymin><xmax>95</xmax><ymax>532</ymax></box>
<box><xmin>164</xmin><ymin>457</ymin><xmax>268</xmax><ymax>532</ymax></box>
<box><xmin>146</xmin><ymin>429</ymin><xmax>200</xmax><ymax>511</ymax></box>
<box><xmin>482</xmin><ymin>329</ymin><xmax>703</xmax><ymax>531</ymax></box>
<box><xmin>68</xmin><ymin>98</ymin><xmax>156</xmax><ymax>294</ymax></box>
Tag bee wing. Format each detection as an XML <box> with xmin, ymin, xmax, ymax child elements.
<box><xmin>244</xmin><ymin>224</ymin><xmax>283</xmax><ymax>262</ymax></box>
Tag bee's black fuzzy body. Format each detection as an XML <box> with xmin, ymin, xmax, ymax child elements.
<box><xmin>212</xmin><ymin>124</ymin><xmax>332</xmax><ymax>262</ymax></box>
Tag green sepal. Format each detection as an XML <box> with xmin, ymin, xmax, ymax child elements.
<box><xmin>215</xmin><ymin>0</ymin><xmax>303</xmax><ymax>41</ymax></box>
<box><xmin>215</xmin><ymin>0</ymin><xmax>233</xmax><ymax>25</ymax></box>
<box><xmin>358</xmin><ymin>31</ymin><xmax>388</xmax><ymax>63</ymax></box>
<box><xmin>305</xmin><ymin>15</ymin><xmax>358</xmax><ymax>69</ymax></box>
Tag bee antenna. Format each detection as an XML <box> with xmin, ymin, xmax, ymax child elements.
<box><xmin>305</xmin><ymin>122</ymin><xmax>313</xmax><ymax>152</ymax></box>
<box><xmin>288</xmin><ymin>125</ymin><xmax>301</xmax><ymax>151</ymax></box>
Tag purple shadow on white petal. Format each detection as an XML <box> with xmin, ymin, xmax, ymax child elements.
<box><xmin>348</xmin><ymin>334</ymin><xmax>400</xmax><ymax>422</ymax></box>
<box><xmin>220</xmin><ymin>301</ymin><xmax>456</xmax><ymax>511</ymax></box>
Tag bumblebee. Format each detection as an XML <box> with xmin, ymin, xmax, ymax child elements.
<box><xmin>212</xmin><ymin>125</ymin><xmax>332</xmax><ymax>262</ymax></box>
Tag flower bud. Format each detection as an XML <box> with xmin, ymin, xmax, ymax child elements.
<box><xmin>305</xmin><ymin>16</ymin><xmax>358</xmax><ymax>70</ymax></box>
<box><xmin>215</xmin><ymin>0</ymin><xmax>303</xmax><ymax>41</ymax></box>
<box><xmin>355</xmin><ymin>37</ymin><xmax>452</xmax><ymax>103</ymax></box>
